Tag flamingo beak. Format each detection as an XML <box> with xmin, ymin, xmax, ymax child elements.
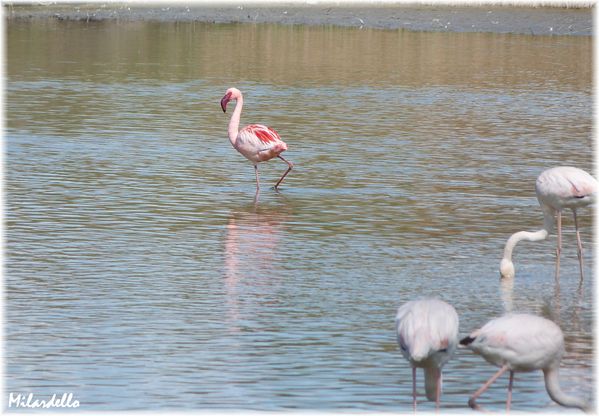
<box><xmin>220</xmin><ymin>92</ymin><xmax>232</xmax><ymax>113</ymax></box>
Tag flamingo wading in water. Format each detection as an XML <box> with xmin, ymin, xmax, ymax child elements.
<box><xmin>460</xmin><ymin>313</ymin><xmax>591</xmax><ymax>412</ymax></box>
<box><xmin>395</xmin><ymin>299</ymin><xmax>459</xmax><ymax>410</ymax></box>
<box><xmin>220</xmin><ymin>87</ymin><xmax>293</xmax><ymax>191</ymax></box>
<box><xmin>499</xmin><ymin>166</ymin><xmax>597</xmax><ymax>281</ymax></box>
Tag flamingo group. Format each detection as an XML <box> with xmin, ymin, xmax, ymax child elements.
<box><xmin>396</xmin><ymin>301</ymin><xmax>590</xmax><ymax>412</ymax></box>
<box><xmin>394</xmin><ymin>168</ymin><xmax>595</xmax><ymax>411</ymax></box>
<box><xmin>220</xmin><ymin>87</ymin><xmax>293</xmax><ymax>192</ymax></box>
<box><xmin>217</xmin><ymin>88</ymin><xmax>594</xmax><ymax>413</ymax></box>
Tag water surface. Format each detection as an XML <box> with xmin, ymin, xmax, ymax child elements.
<box><xmin>6</xmin><ymin>20</ymin><xmax>594</xmax><ymax>411</ymax></box>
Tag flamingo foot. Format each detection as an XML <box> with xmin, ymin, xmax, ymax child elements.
<box><xmin>468</xmin><ymin>398</ymin><xmax>479</xmax><ymax>410</ymax></box>
<box><xmin>468</xmin><ymin>399</ymin><xmax>491</xmax><ymax>413</ymax></box>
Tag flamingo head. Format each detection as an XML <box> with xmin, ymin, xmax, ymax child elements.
<box><xmin>221</xmin><ymin>88</ymin><xmax>241</xmax><ymax>113</ymax></box>
<box><xmin>220</xmin><ymin>91</ymin><xmax>233</xmax><ymax>113</ymax></box>
<box><xmin>499</xmin><ymin>258</ymin><xmax>515</xmax><ymax>279</ymax></box>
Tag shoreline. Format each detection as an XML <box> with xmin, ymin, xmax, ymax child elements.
<box><xmin>4</xmin><ymin>3</ymin><xmax>593</xmax><ymax>35</ymax></box>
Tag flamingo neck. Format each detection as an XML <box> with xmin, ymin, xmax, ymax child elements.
<box><xmin>424</xmin><ymin>366</ymin><xmax>441</xmax><ymax>402</ymax></box>
<box><xmin>500</xmin><ymin>229</ymin><xmax>549</xmax><ymax>278</ymax></box>
<box><xmin>543</xmin><ymin>367</ymin><xmax>590</xmax><ymax>411</ymax></box>
<box><xmin>228</xmin><ymin>94</ymin><xmax>243</xmax><ymax>147</ymax></box>
<box><xmin>499</xmin><ymin>206</ymin><xmax>555</xmax><ymax>278</ymax></box>
<box><xmin>502</xmin><ymin>228</ymin><xmax>549</xmax><ymax>261</ymax></box>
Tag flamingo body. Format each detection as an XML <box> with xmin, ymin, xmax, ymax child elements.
<box><xmin>535</xmin><ymin>166</ymin><xmax>596</xmax><ymax>210</ymax></box>
<box><xmin>461</xmin><ymin>314</ymin><xmax>590</xmax><ymax>412</ymax></box>
<box><xmin>220</xmin><ymin>88</ymin><xmax>293</xmax><ymax>191</ymax></box>
<box><xmin>236</xmin><ymin>124</ymin><xmax>287</xmax><ymax>164</ymax></box>
<box><xmin>395</xmin><ymin>299</ymin><xmax>459</xmax><ymax>410</ymax></box>
<box><xmin>500</xmin><ymin>166</ymin><xmax>597</xmax><ymax>280</ymax></box>
<box><xmin>462</xmin><ymin>314</ymin><xmax>563</xmax><ymax>371</ymax></box>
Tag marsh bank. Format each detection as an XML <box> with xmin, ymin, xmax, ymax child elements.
<box><xmin>5</xmin><ymin>3</ymin><xmax>593</xmax><ymax>36</ymax></box>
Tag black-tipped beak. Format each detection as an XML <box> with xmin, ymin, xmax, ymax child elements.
<box><xmin>220</xmin><ymin>92</ymin><xmax>232</xmax><ymax>113</ymax></box>
<box><xmin>459</xmin><ymin>335</ymin><xmax>476</xmax><ymax>346</ymax></box>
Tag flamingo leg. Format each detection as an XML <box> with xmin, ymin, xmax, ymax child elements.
<box><xmin>254</xmin><ymin>164</ymin><xmax>261</xmax><ymax>191</ymax></box>
<box><xmin>435</xmin><ymin>369</ymin><xmax>441</xmax><ymax>411</ymax></box>
<box><xmin>572</xmin><ymin>209</ymin><xmax>584</xmax><ymax>282</ymax></box>
<box><xmin>506</xmin><ymin>371</ymin><xmax>514</xmax><ymax>412</ymax></box>
<box><xmin>555</xmin><ymin>210</ymin><xmax>562</xmax><ymax>282</ymax></box>
<box><xmin>412</xmin><ymin>367</ymin><xmax>417</xmax><ymax>412</ymax></box>
<box><xmin>468</xmin><ymin>364</ymin><xmax>509</xmax><ymax>411</ymax></box>
<box><xmin>253</xmin><ymin>188</ymin><xmax>260</xmax><ymax>206</ymax></box>
<box><xmin>274</xmin><ymin>155</ymin><xmax>293</xmax><ymax>190</ymax></box>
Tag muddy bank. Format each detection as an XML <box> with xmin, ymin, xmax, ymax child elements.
<box><xmin>4</xmin><ymin>3</ymin><xmax>593</xmax><ymax>35</ymax></box>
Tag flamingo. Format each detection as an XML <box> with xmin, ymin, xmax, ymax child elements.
<box><xmin>460</xmin><ymin>313</ymin><xmax>591</xmax><ymax>412</ymax></box>
<box><xmin>395</xmin><ymin>299</ymin><xmax>459</xmax><ymax>411</ymax></box>
<box><xmin>499</xmin><ymin>166</ymin><xmax>597</xmax><ymax>281</ymax></box>
<box><xmin>220</xmin><ymin>87</ymin><xmax>293</xmax><ymax>192</ymax></box>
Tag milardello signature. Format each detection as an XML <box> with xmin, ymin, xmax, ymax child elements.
<box><xmin>8</xmin><ymin>392</ymin><xmax>80</xmax><ymax>408</ymax></box>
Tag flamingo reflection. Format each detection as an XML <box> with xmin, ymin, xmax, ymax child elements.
<box><xmin>223</xmin><ymin>205</ymin><xmax>290</xmax><ymax>332</ymax></box>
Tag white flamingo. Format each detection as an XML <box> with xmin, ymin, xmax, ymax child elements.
<box><xmin>500</xmin><ymin>166</ymin><xmax>597</xmax><ymax>281</ymax></box>
<box><xmin>460</xmin><ymin>313</ymin><xmax>591</xmax><ymax>412</ymax></box>
<box><xmin>220</xmin><ymin>87</ymin><xmax>293</xmax><ymax>192</ymax></box>
<box><xmin>395</xmin><ymin>299</ymin><xmax>459</xmax><ymax>410</ymax></box>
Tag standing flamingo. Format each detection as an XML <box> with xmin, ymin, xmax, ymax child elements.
<box><xmin>499</xmin><ymin>166</ymin><xmax>597</xmax><ymax>281</ymax></box>
<box><xmin>395</xmin><ymin>299</ymin><xmax>459</xmax><ymax>411</ymax></box>
<box><xmin>220</xmin><ymin>87</ymin><xmax>293</xmax><ymax>191</ymax></box>
<box><xmin>460</xmin><ymin>313</ymin><xmax>591</xmax><ymax>412</ymax></box>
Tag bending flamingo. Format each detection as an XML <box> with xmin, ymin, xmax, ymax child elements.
<box><xmin>499</xmin><ymin>166</ymin><xmax>597</xmax><ymax>281</ymax></box>
<box><xmin>395</xmin><ymin>299</ymin><xmax>459</xmax><ymax>410</ymax></box>
<box><xmin>460</xmin><ymin>313</ymin><xmax>591</xmax><ymax>412</ymax></box>
<box><xmin>220</xmin><ymin>87</ymin><xmax>293</xmax><ymax>191</ymax></box>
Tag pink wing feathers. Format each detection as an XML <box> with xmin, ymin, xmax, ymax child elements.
<box><xmin>254</xmin><ymin>125</ymin><xmax>279</xmax><ymax>142</ymax></box>
<box><xmin>242</xmin><ymin>124</ymin><xmax>282</xmax><ymax>144</ymax></box>
<box><xmin>236</xmin><ymin>124</ymin><xmax>288</xmax><ymax>163</ymax></box>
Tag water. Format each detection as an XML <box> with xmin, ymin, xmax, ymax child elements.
<box><xmin>6</xmin><ymin>19</ymin><xmax>594</xmax><ymax>412</ymax></box>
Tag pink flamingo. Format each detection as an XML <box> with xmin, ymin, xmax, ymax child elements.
<box><xmin>460</xmin><ymin>313</ymin><xmax>591</xmax><ymax>412</ymax></box>
<box><xmin>395</xmin><ymin>299</ymin><xmax>459</xmax><ymax>411</ymax></box>
<box><xmin>499</xmin><ymin>166</ymin><xmax>597</xmax><ymax>281</ymax></box>
<box><xmin>220</xmin><ymin>87</ymin><xmax>293</xmax><ymax>191</ymax></box>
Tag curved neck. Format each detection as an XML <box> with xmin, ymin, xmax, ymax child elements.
<box><xmin>543</xmin><ymin>367</ymin><xmax>590</xmax><ymax>411</ymax></box>
<box><xmin>502</xmin><ymin>229</ymin><xmax>549</xmax><ymax>262</ymax></box>
<box><xmin>228</xmin><ymin>94</ymin><xmax>243</xmax><ymax>146</ymax></box>
<box><xmin>501</xmin><ymin>205</ymin><xmax>554</xmax><ymax>262</ymax></box>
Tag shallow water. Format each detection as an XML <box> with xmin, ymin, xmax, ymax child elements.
<box><xmin>5</xmin><ymin>20</ymin><xmax>594</xmax><ymax>411</ymax></box>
